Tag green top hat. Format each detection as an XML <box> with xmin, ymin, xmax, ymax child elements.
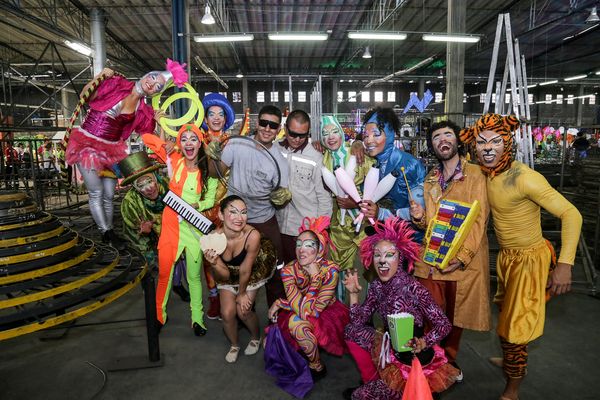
<box><xmin>119</xmin><ymin>151</ymin><xmax>164</xmax><ymax>186</ymax></box>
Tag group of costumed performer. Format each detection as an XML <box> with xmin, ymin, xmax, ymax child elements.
<box><xmin>143</xmin><ymin>124</ymin><xmax>218</xmax><ymax>336</ymax></box>
<box><xmin>268</xmin><ymin>216</ymin><xmax>350</xmax><ymax>380</ymax></box>
<box><xmin>357</xmin><ymin>108</ymin><xmax>426</xmax><ymax>242</ymax></box>
<box><xmin>66</xmin><ymin>59</ymin><xmax>187</xmax><ymax>246</ymax></box>
<box><xmin>118</xmin><ymin>151</ymin><xmax>190</xmax><ymax>302</ymax></box>
<box><xmin>320</xmin><ymin>116</ymin><xmax>373</xmax><ymax>275</ymax></box>
<box><xmin>460</xmin><ymin>113</ymin><xmax>582</xmax><ymax>400</ymax></box>
<box><xmin>343</xmin><ymin>217</ymin><xmax>460</xmax><ymax>400</ymax></box>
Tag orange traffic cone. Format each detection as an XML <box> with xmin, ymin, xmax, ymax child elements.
<box><xmin>402</xmin><ymin>357</ymin><xmax>433</xmax><ymax>400</ymax></box>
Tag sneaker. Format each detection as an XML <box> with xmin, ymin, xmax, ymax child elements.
<box><xmin>103</xmin><ymin>229</ymin><xmax>127</xmax><ymax>250</ymax></box>
<box><xmin>192</xmin><ymin>322</ymin><xmax>207</xmax><ymax>337</ymax></box>
<box><xmin>225</xmin><ymin>346</ymin><xmax>240</xmax><ymax>363</ymax></box>
<box><xmin>206</xmin><ymin>295</ymin><xmax>221</xmax><ymax>320</ymax></box>
<box><xmin>244</xmin><ymin>339</ymin><xmax>261</xmax><ymax>356</ymax></box>
<box><xmin>450</xmin><ymin>362</ymin><xmax>463</xmax><ymax>383</ymax></box>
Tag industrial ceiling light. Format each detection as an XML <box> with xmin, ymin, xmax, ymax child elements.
<box><xmin>539</xmin><ymin>80</ymin><xmax>558</xmax><ymax>86</ymax></box>
<box><xmin>564</xmin><ymin>74</ymin><xmax>587</xmax><ymax>81</ymax></box>
<box><xmin>201</xmin><ymin>3</ymin><xmax>216</xmax><ymax>25</ymax></box>
<box><xmin>235</xmin><ymin>71</ymin><xmax>244</xmax><ymax>78</ymax></box>
<box><xmin>586</xmin><ymin>6</ymin><xmax>599</xmax><ymax>23</ymax></box>
<box><xmin>193</xmin><ymin>34</ymin><xmax>254</xmax><ymax>42</ymax></box>
<box><xmin>422</xmin><ymin>34</ymin><xmax>480</xmax><ymax>43</ymax></box>
<box><xmin>362</xmin><ymin>46</ymin><xmax>372</xmax><ymax>59</ymax></box>
<box><xmin>348</xmin><ymin>32</ymin><xmax>407</xmax><ymax>40</ymax></box>
<box><xmin>64</xmin><ymin>40</ymin><xmax>92</xmax><ymax>56</ymax></box>
<box><xmin>268</xmin><ymin>33</ymin><xmax>328</xmax><ymax>41</ymax></box>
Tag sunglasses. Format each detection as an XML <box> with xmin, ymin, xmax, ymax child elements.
<box><xmin>258</xmin><ymin>119</ymin><xmax>280</xmax><ymax>130</ymax></box>
<box><xmin>288</xmin><ymin>129</ymin><xmax>310</xmax><ymax>139</ymax></box>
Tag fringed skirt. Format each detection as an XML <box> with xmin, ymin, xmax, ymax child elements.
<box><xmin>66</xmin><ymin>127</ymin><xmax>127</xmax><ymax>172</ymax></box>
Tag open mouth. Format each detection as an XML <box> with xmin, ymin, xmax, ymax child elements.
<box><xmin>184</xmin><ymin>147</ymin><xmax>196</xmax><ymax>157</ymax></box>
<box><xmin>438</xmin><ymin>143</ymin><xmax>451</xmax><ymax>152</ymax></box>
<box><xmin>482</xmin><ymin>154</ymin><xmax>496</xmax><ymax>163</ymax></box>
<box><xmin>366</xmin><ymin>146</ymin><xmax>377</xmax><ymax>153</ymax></box>
<box><xmin>377</xmin><ymin>265</ymin><xmax>390</xmax><ymax>277</ymax></box>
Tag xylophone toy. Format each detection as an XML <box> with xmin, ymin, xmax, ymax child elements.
<box><xmin>423</xmin><ymin>199</ymin><xmax>480</xmax><ymax>270</ymax></box>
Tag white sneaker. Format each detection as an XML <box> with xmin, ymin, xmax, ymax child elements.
<box><xmin>244</xmin><ymin>339</ymin><xmax>261</xmax><ymax>356</ymax></box>
<box><xmin>225</xmin><ymin>346</ymin><xmax>240</xmax><ymax>363</ymax></box>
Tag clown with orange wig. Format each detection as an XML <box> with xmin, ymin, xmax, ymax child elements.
<box><xmin>460</xmin><ymin>114</ymin><xmax>582</xmax><ymax>400</ymax></box>
<box><xmin>268</xmin><ymin>216</ymin><xmax>349</xmax><ymax>381</ymax></box>
<box><xmin>343</xmin><ymin>217</ymin><xmax>460</xmax><ymax>400</ymax></box>
<box><xmin>143</xmin><ymin>124</ymin><xmax>218</xmax><ymax>336</ymax></box>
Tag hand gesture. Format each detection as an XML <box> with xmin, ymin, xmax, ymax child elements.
<box><xmin>407</xmin><ymin>337</ymin><xmax>427</xmax><ymax>354</ymax></box>
<box><xmin>343</xmin><ymin>269</ymin><xmax>362</xmax><ymax>294</ymax></box>
<box><xmin>303</xmin><ymin>262</ymin><xmax>320</xmax><ymax>277</ymax></box>
<box><xmin>336</xmin><ymin>196</ymin><xmax>359</xmax><ymax>209</ymax></box>
<box><xmin>139</xmin><ymin>220</ymin><xmax>153</xmax><ymax>234</ymax></box>
<box><xmin>440</xmin><ymin>258</ymin><xmax>462</xmax><ymax>274</ymax></box>
<box><xmin>101</xmin><ymin>68</ymin><xmax>114</xmax><ymax>78</ymax></box>
<box><xmin>154</xmin><ymin>110</ymin><xmax>166</xmax><ymax>124</ymax></box>
<box><xmin>164</xmin><ymin>140</ymin><xmax>176</xmax><ymax>155</ymax></box>
<box><xmin>409</xmin><ymin>200</ymin><xmax>424</xmax><ymax>221</ymax></box>
<box><xmin>204</xmin><ymin>248</ymin><xmax>219</xmax><ymax>265</ymax></box>
<box><xmin>268</xmin><ymin>302</ymin><xmax>281</xmax><ymax>322</ymax></box>
<box><xmin>359</xmin><ymin>200</ymin><xmax>379</xmax><ymax>219</ymax></box>
<box><xmin>351</xmin><ymin>140</ymin><xmax>365</xmax><ymax>164</ymax></box>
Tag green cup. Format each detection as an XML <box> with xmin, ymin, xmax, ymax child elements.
<box><xmin>387</xmin><ymin>312</ymin><xmax>414</xmax><ymax>352</ymax></box>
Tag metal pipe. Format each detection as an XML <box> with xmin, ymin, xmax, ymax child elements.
<box><xmin>90</xmin><ymin>8</ymin><xmax>106</xmax><ymax>76</ymax></box>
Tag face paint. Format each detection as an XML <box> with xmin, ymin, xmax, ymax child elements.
<box><xmin>321</xmin><ymin>123</ymin><xmax>343</xmax><ymax>151</ymax></box>
<box><xmin>180</xmin><ymin>131</ymin><xmax>201</xmax><ymax>161</ymax></box>
<box><xmin>475</xmin><ymin>130</ymin><xmax>505</xmax><ymax>168</ymax></box>
<box><xmin>139</xmin><ymin>72</ymin><xmax>166</xmax><ymax>96</ymax></box>
<box><xmin>133</xmin><ymin>173</ymin><xmax>159</xmax><ymax>200</ymax></box>
<box><xmin>295</xmin><ymin>232</ymin><xmax>319</xmax><ymax>267</ymax></box>
<box><xmin>363</xmin><ymin>123</ymin><xmax>386</xmax><ymax>157</ymax></box>
<box><xmin>373</xmin><ymin>240</ymin><xmax>399</xmax><ymax>282</ymax></box>
<box><xmin>221</xmin><ymin>200</ymin><xmax>247</xmax><ymax>232</ymax></box>
<box><xmin>431</xmin><ymin>127</ymin><xmax>459</xmax><ymax>162</ymax></box>
<box><xmin>206</xmin><ymin>106</ymin><xmax>225</xmax><ymax>132</ymax></box>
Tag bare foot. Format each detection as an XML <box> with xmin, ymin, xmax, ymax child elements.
<box><xmin>489</xmin><ymin>357</ymin><xmax>503</xmax><ymax>368</ymax></box>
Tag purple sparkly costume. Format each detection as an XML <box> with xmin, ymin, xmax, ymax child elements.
<box><xmin>345</xmin><ymin>269</ymin><xmax>452</xmax><ymax>400</ymax></box>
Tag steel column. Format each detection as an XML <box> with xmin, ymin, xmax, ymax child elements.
<box><xmin>445</xmin><ymin>0</ymin><xmax>466</xmax><ymax>115</ymax></box>
<box><xmin>90</xmin><ymin>8</ymin><xmax>106</xmax><ymax>76</ymax></box>
<box><xmin>171</xmin><ymin>0</ymin><xmax>190</xmax><ymax>118</ymax></box>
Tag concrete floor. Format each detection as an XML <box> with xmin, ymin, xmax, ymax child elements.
<box><xmin>2</xmin><ymin>274</ymin><xmax>599</xmax><ymax>400</ymax></box>
<box><xmin>1</xmin><ymin>204</ymin><xmax>599</xmax><ymax>400</ymax></box>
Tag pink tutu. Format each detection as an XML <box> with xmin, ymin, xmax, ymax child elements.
<box><xmin>277</xmin><ymin>299</ymin><xmax>349</xmax><ymax>356</ymax></box>
<box><xmin>66</xmin><ymin>128</ymin><xmax>127</xmax><ymax>171</ymax></box>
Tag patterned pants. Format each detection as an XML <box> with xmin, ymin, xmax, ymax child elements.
<box><xmin>500</xmin><ymin>338</ymin><xmax>528</xmax><ymax>378</ymax></box>
<box><xmin>288</xmin><ymin>314</ymin><xmax>321</xmax><ymax>369</ymax></box>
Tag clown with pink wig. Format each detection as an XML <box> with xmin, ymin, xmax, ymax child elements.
<box><xmin>342</xmin><ymin>217</ymin><xmax>460</xmax><ymax>400</ymax></box>
<box><xmin>66</xmin><ymin>59</ymin><xmax>187</xmax><ymax>245</ymax></box>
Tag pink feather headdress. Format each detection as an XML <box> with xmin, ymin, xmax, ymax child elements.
<box><xmin>165</xmin><ymin>58</ymin><xmax>188</xmax><ymax>88</ymax></box>
<box><xmin>359</xmin><ymin>217</ymin><xmax>420</xmax><ymax>273</ymax></box>
<box><xmin>298</xmin><ymin>216</ymin><xmax>335</xmax><ymax>257</ymax></box>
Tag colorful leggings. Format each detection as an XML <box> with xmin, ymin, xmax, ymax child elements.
<box><xmin>156</xmin><ymin>244</ymin><xmax>204</xmax><ymax>328</ymax></box>
<box><xmin>288</xmin><ymin>314</ymin><xmax>321</xmax><ymax>369</ymax></box>
<box><xmin>500</xmin><ymin>338</ymin><xmax>528</xmax><ymax>378</ymax></box>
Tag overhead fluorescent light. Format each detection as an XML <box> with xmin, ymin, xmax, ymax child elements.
<box><xmin>539</xmin><ymin>80</ymin><xmax>558</xmax><ymax>86</ymax></box>
<box><xmin>586</xmin><ymin>6</ymin><xmax>599</xmax><ymax>23</ymax></box>
<box><xmin>268</xmin><ymin>33</ymin><xmax>328</xmax><ymax>41</ymax></box>
<box><xmin>64</xmin><ymin>40</ymin><xmax>92</xmax><ymax>56</ymax></box>
<box><xmin>235</xmin><ymin>71</ymin><xmax>244</xmax><ymax>78</ymax></box>
<box><xmin>348</xmin><ymin>32</ymin><xmax>407</xmax><ymax>40</ymax></box>
<box><xmin>194</xmin><ymin>34</ymin><xmax>254</xmax><ymax>43</ymax></box>
<box><xmin>422</xmin><ymin>34</ymin><xmax>480</xmax><ymax>43</ymax></box>
<box><xmin>527</xmin><ymin>84</ymin><xmax>538</xmax><ymax>88</ymax></box>
<box><xmin>564</xmin><ymin>74</ymin><xmax>587</xmax><ymax>81</ymax></box>
<box><xmin>596</xmin><ymin>71</ymin><xmax>600</xmax><ymax>75</ymax></box>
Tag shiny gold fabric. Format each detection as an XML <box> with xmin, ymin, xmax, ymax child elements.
<box><xmin>216</xmin><ymin>237</ymin><xmax>276</xmax><ymax>287</ymax></box>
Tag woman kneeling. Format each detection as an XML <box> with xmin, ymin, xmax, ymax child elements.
<box><xmin>344</xmin><ymin>217</ymin><xmax>460</xmax><ymax>399</ymax></box>
<box><xmin>204</xmin><ymin>195</ymin><xmax>276</xmax><ymax>363</ymax></box>
<box><xmin>268</xmin><ymin>216</ymin><xmax>349</xmax><ymax>381</ymax></box>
